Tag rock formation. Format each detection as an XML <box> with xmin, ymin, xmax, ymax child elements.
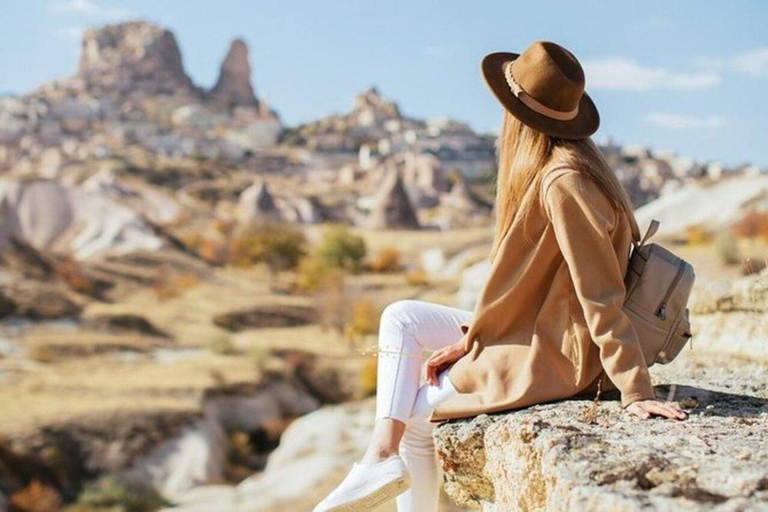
<box><xmin>441</xmin><ymin>172</ymin><xmax>493</xmax><ymax>213</ymax></box>
<box><xmin>634</xmin><ymin>174</ymin><xmax>768</xmax><ymax>237</ymax></box>
<box><xmin>434</xmin><ymin>364</ymin><xmax>768</xmax><ymax>511</ymax></box>
<box><xmin>210</xmin><ymin>39</ymin><xmax>259</xmax><ymax>109</ymax></box>
<box><xmin>237</xmin><ymin>180</ymin><xmax>282</xmax><ymax>222</ymax></box>
<box><xmin>686</xmin><ymin>268</ymin><xmax>768</xmax><ymax>360</ymax></box>
<box><xmin>276</xmin><ymin>195</ymin><xmax>328</xmax><ymax>224</ymax></box>
<box><xmin>164</xmin><ymin>398</ymin><xmax>466</xmax><ymax>512</ymax></box>
<box><xmin>0</xmin><ymin>178</ymin><xmax>164</xmax><ymax>259</ymax></box>
<box><xmin>368</xmin><ymin>169</ymin><xmax>420</xmax><ymax>229</ymax></box>
<box><xmin>78</xmin><ymin>22</ymin><xmax>199</xmax><ymax>98</ymax></box>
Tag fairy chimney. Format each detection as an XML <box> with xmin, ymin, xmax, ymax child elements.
<box><xmin>210</xmin><ymin>39</ymin><xmax>259</xmax><ymax>109</ymax></box>
<box><xmin>238</xmin><ymin>180</ymin><xmax>281</xmax><ymax>222</ymax></box>
<box><xmin>368</xmin><ymin>169</ymin><xmax>420</xmax><ymax>229</ymax></box>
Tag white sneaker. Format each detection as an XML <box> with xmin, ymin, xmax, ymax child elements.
<box><xmin>313</xmin><ymin>455</ymin><xmax>410</xmax><ymax>511</ymax></box>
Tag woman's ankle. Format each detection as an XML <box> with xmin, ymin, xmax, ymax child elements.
<box><xmin>360</xmin><ymin>446</ymin><xmax>399</xmax><ymax>464</ymax></box>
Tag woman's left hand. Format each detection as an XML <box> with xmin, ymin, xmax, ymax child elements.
<box><xmin>425</xmin><ymin>341</ymin><xmax>467</xmax><ymax>386</ymax></box>
<box><xmin>626</xmin><ymin>399</ymin><xmax>687</xmax><ymax>420</ymax></box>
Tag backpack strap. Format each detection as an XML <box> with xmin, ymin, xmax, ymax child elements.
<box><xmin>633</xmin><ymin>219</ymin><xmax>660</xmax><ymax>249</ymax></box>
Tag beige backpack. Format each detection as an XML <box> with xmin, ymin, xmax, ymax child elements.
<box><xmin>623</xmin><ymin>219</ymin><xmax>696</xmax><ymax>366</ymax></box>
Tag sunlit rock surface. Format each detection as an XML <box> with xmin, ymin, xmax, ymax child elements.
<box><xmin>434</xmin><ymin>358</ymin><xmax>768</xmax><ymax>511</ymax></box>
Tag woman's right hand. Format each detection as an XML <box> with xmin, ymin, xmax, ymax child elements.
<box><xmin>425</xmin><ymin>341</ymin><xmax>467</xmax><ymax>386</ymax></box>
<box><xmin>626</xmin><ymin>399</ymin><xmax>687</xmax><ymax>420</ymax></box>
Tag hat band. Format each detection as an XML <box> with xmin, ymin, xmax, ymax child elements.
<box><xmin>504</xmin><ymin>62</ymin><xmax>579</xmax><ymax>121</ymax></box>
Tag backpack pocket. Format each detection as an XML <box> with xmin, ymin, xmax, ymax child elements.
<box><xmin>656</xmin><ymin>309</ymin><xmax>692</xmax><ymax>364</ymax></box>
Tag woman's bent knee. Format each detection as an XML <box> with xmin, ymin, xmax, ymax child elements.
<box><xmin>379</xmin><ymin>300</ymin><xmax>419</xmax><ymax>332</ymax></box>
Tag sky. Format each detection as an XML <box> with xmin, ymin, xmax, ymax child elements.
<box><xmin>1</xmin><ymin>1</ymin><xmax>767</xmax><ymax>167</ymax></box>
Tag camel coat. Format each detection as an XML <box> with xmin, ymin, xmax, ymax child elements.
<box><xmin>429</xmin><ymin>166</ymin><xmax>655</xmax><ymax>422</ymax></box>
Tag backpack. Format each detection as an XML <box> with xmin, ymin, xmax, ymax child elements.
<box><xmin>623</xmin><ymin>219</ymin><xmax>696</xmax><ymax>366</ymax></box>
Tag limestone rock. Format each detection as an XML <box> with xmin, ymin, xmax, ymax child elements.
<box><xmin>434</xmin><ymin>367</ymin><xmax>768</xmax><ymax>511</ymax></box>
<box><xmin>210</xmin><ymin>39</ymin><xmax>259</xmax><ymax>109</ymax></box>
<box><xmin>368</xmin><ymin>169</ymin><xmax>420</xmax><ymax>229</ymax></box>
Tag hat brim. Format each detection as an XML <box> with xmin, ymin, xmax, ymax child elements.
<box><xmin>481</xmin><ymin>51</ymin><xmax>599</xmax><ymax>140</ymax></box>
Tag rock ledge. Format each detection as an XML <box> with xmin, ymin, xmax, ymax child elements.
<box><xmin>434</xmin><ymin>382</ymin><xmax>768</xmax><ymax>511</ymax></box>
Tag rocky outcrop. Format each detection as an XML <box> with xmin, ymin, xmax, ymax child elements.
<box><xmin>210</xmin><ymin>39</ymin><xmax>259</xmax><ymax>109</ymax></box>
<box><xmin>634</xmin><ymin>174</ymin><xmax>768</xmax><ymax>238</ymax></box>
<box><xmin>368</xmin><ymin>169</ymin><xmax>420</xmax><ymax>229</ymax></box>
<box><xmin>0</xmin><ymin>178</ymin><xmax>165</xmax><ymax>259</ymax></box>
<box><xmin>78</xmin><ymin>22</ymin><xmax>199</xmax><ymax>98</ymax></box>
<box><xmin>685</xmin><ymin>269</ymin><xmax>768</xmax><ymax>360</ymax></box>
<box><xmin>276</xmin><ymin>195</ymin><xmax>328</xmax><ymax>224</ymax></box>
<box><xmin>0</xmin><ymin>375</ymin><xmax>323</xmax><ymax>506</ymax></box>
<box><xmin>165</xmin><ymin>399</ymin><xmax>466</xmax><ymax>512</ymax></box>
<box><xmin>434</xmin><ymin>365</ymin><xmax>768</xmax><ymax>511</ymax></box>
<box><xmin>0</xmin><ymin>409</ymin><xmax>200</xmax><ymax>503</ymax></box>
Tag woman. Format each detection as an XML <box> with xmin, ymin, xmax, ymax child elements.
<box><xmin>314</xmin><ymin>41</ymin><xmax>686</xmax><ymax>512</ymax></box>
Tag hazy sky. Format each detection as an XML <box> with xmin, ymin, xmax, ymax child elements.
<box><xmin>2</xmin><ymin>1</ymin><xmax>767</xmax><ymax>166</ymax></box>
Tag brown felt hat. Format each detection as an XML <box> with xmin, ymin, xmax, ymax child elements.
<box><xmin>481</xmin><ymin>41</ymin><xmax>599</xmax><ymax>139</ymax></box>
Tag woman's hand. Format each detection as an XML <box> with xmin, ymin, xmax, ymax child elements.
<box><xmin>425</xmin><ymin>341</ymin><xmax>467</xmax><ymax>386</ymax></box>
<box><xmin>626</xmin><ymin>399</ymin><xmax>687</xmax><ymax>420</ymax></box>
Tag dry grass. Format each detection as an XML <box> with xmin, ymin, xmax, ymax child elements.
<box><xmin>0</xmin><ymin>354</ymin><xmax>261</xmax><ymax>433</ymax></box>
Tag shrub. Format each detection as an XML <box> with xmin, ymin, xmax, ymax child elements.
<box><xmin>316</xmin><ymin>226</ymin><xmax>367</xmax><ymax>272</ymax></box>
<box><xmin>28</xmin><ymin>344</ymin><xmax>57</xmax><ymax>364</ymax></box>
<box><xmin>10</xmin><ymin>480</ymin><xmax>61</xmax><ymax>512</ymax></box>
<box><xmin>359</xmin><ymin>357</ymin><xmax>378</xmax><ymax>397</ymax></box>
<box><xmin>208</xmin><ymin>333</ymin><xmax>238</xmax><ymax>355</ymax></box>
<box><xmin>405</xmin><ymin>269</ymin><xmax>429</xmax><ymax>286</ymax></box>
<box><xmin>684</xmin><ymin>224</ymin><xmax>712</xmax><ymax>245</ymax></box>
<box><xmin>732</xmin><ymin>210</ymin><xmax>768</xmax><ymax>241</ymax></box>
<box><xmin>53</xmin><ymin>257</ymin><xmax>93</xmax><ymax>295</ymax></box>
<box><xmin>152</xmin><ymin>272</ymin><xmax>200</xmax><ymax>301</ymax></box>
<box><xmin>314</xmin><ymin>275</ymin><xmax>349</xmax><ymax>336</ymax></box>
<box><xmin>368</xmin><ymin>248</ymin><xmax>402</xmax><ymax>273</ymax></box>
<box><xmin>68</xmin><ymin>474</ymin><xmax>168</xmax><ymax>512</ymax></box>
<box><xmin>344</xmin><ymin>299</ymin><xmax>381</xmax><ymax>342</ymax></box>
<box><xmin>742</xmin><ymin>257</ymin><xmax>768</xmax><ymax>276</ymax></box>
<box><xmin>296</xmin><ymin>256</ymin><xmax>344</xmax><ymax>293</ymax></box>
<box><xmin>715</xmin><ymin>233</ymin><xmax>741</xmax><ymax>266</ymax></box>
<box><xmin>230</xmin><ymin>224</ymin><xmax>307</xmax><ymax>286</ymax></box>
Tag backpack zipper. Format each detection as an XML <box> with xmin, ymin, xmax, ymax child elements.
<box><xmin>655</xmin><ymin>260</ymin><xmax>686</xmax><ymax>320</ymax></box>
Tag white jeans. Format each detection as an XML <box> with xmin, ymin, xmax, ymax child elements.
<box><xmin>375</xmin><ymin>300</ymin><xmax>473</xmax><ymax>512</ymax></box>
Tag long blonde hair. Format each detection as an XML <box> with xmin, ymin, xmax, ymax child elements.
<box><xmin>490</xmin><ymin>110</ymin><xmax>640</xmax><ymax>261</ymax></box>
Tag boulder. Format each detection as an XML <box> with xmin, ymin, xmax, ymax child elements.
<box><xmin>434</xmin><ymin>362</ymin><xmax>768</xmax><ymax>511</ymax></box>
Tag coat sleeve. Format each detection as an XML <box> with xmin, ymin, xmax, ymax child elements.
<box><xmin>542</xmin><ymin>170</ymin><xmax>655</xmax><ymax>408</ymax></box>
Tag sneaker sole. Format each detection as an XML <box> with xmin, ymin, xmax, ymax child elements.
<box><xmin>325</xmin><ymin>476</ymin><xmax>411</xmax><ymax>511</ymax></box>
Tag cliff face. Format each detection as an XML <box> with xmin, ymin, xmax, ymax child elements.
<box><xmin>433</xmin><ymin>360</ymin><xmax>768</xmax><ymax>511</ymax></box>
